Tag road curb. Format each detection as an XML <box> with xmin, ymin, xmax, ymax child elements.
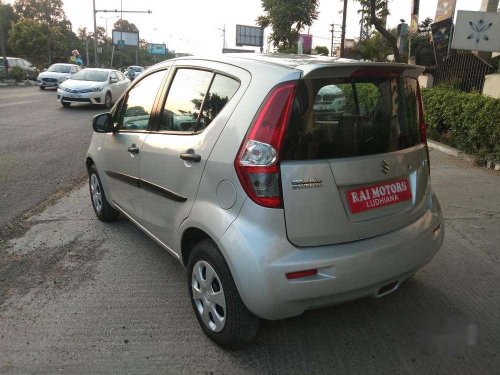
<box><xmin>428</xmin><ymin>139</ymin><xmax>499</xmax><ymax>172</ymax></box>
<box><xmin>427</xmin><ymin>140</ymin><xmax>475</xmax><ymax>163</ymax></box>
<box><xmin>0</xmin><ymin>80</ymin><xmax>38</xmax><ymax>88</ymax></box>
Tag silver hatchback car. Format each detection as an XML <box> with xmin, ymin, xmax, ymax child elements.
<box><xmin>86</xmin><ymin>54</ymin><xmax>444</xmax><ymax>349</ymax></box>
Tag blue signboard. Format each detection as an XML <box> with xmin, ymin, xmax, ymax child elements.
<box><xmin>147</xmin><ymin>43</ymin><xmax>167</xmax><ymax>55</ymax></box>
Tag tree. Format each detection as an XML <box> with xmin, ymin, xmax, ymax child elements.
<box><xmin>113</xmin><ymin>19</ymin><xmax>139</xmax><ymax>33</ymax></box>
<box><xmin>257</xmin><ymin>0</ymin><xmax>319</xmax><ymax>52</ymax></box>
<box><xmin>12</xmin><ymin>0</ymin><xmax>71</xmax><ymax>65</ymax></box>
<box><xmin>418</xmin><ymin>17</ymin><xmax>433</xmax><ymax>36</ymax></box>
<box><xmin>354</xmin><ymin>0</ymin><xmax>401</xmax><ymax>62</ymax></box>
<box><xmin>8</xmin><ymin>18</ymin><xmax>65</xmax><ymax>66</ymax></box>
<box><xmin>315</xmin><ymin>45</ymin><xmax>329</xmax><ymax>56</ymax></box>
<box><xmin>410</xmin><ymin>34</ymin><xmax>435</xmax><ymax>67</ymax></box>
<box><xmin>13</xmin><ymin>0</ymin><xmax>65</xmax><ymax>26</ymax></box>
<box><xmin>357</xmin><ymin>30</ymin><xmax>395</xmax><ymax>61</ymax></box>
<box><xmin>0</xmin><ymin>1</ymin><xmax>16</xmax><ymax>75</ymax></box>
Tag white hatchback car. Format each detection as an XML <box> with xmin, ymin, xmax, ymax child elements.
<box><xmin>57</xmin><ymin>68</ymin><xmax>130</xmax><ymax>108</ymax></box>
<box><xmin>86</xmin><ymin>54</ymin><xmax>444</xmax><ymax>349</ymax></box>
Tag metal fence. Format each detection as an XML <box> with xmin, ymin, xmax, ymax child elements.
<box><xmin>434</xmin><ymin>52</ymin><xmax>495</xmax><ymax>92</ymax></box>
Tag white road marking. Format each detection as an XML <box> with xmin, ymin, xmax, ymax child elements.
<box><xmin>0</xmin><ymin>100</ymin><xmax>38</xmax><ymax>108</ymax></box>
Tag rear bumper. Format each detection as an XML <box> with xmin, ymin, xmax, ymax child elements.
<box><xmin>220</xmin><ymin>193</ymin><xmax>444</xmax><ymax>320</ymax></box>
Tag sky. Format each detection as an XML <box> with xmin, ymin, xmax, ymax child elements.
<box><xmin>7</xmin><ymin>0</ymin><xmax>484</xmax><ymax>54</ymax></box>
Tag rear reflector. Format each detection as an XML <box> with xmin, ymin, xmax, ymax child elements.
<box><xmin>286</xmin><ymin>269</ymin><xmax>318</xmax><ymax>280</ymax></box>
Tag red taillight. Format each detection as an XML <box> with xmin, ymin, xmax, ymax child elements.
<box><xmin>417</xmin><ymin>85</ymin><xmax>431</xmax><ymax>174</ymax></box>
<box><xmin>235</xmin><ymin>81</ymin><xmax>297</xmax><ymax>209</ymax></box>
<box><xmin>417</xmin><ymin>86</ymin><xmax>427</xmax><ymax>144</ymax></box>
<box><xmin>286</xmin><ymin>269</ymin><xmax>318</xmax><ymax>280</ymax></box>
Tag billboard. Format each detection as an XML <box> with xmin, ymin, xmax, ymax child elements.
<box><xmin>431</xmin><ymin>18</ymin><xmax>453</xmax><ymax>64</ymax></box>
<box><xmin>147</xmin><ymin>43</ymin><xmax>167</xmax><ymax>55</ymax></box>
<box><xmin>112</xmin><ymin>30</ymin><xmax>139</xmax><ymax>47</ymax></box>
<box><xmin>435</xmin><ymin>0</ymin><xmax>456</xmax><ymax>23</ymax></box>
<box><xmin>236</xmin><ymin>25</ymin><xmax>264</xmax><ymax>47</ymax></box>
<box><xmin>452</xmin><ymin>11</ymin><xmax>500</xmax><ymax>52</ymax></box>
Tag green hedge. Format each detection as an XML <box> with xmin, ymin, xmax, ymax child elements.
<box><xmin>422</xmin><ymin>86</ymin><xmax>500</xmax><ymax>162</ymax></box>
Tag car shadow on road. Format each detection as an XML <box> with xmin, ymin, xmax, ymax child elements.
<box><xmin>224</xmin><ymin>277</ymin><xmax>491</xmax><ymax>373</ymax></box>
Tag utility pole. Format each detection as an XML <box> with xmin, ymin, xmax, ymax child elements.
<box><xmin>93</xmin><ymin>0</ymin><xmax>98</xmax><ymax>67</ymax></box>
<box><xmin>340</xmin><ymin>0</ymin><xmax>348</xmax><ymax>58</ymax></box>
<box><xmin>478</xmin><ymin>0</ymin><xmax>499</xmax><ymax>62</ymax></box>
<box><xmin>218</xmin><ymin>25</ymin><xmax>226</xmax><ymax>52</ymax></box>
<box><xmin>0</xmin><ymin>24</ymin><xmax>7</xmax><ymax>78</ymax></box>
<box><xmin>86</xmin><ymin>38</ymin><xmax>89</xmax><ymax>67</ymax></box>
<box><xmin>93</xmin><ymin>0</ymin><xmax>152</xmax><ymax>68</ymax></box>
<box><xmin>330</xmin><ymin>24</ymin><xmax>335</xmax><ymax>57</ymax></box>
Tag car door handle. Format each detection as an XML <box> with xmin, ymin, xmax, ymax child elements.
<box><xmin>180</xmin><ymin>153</ymin><xmax>201</xmax><ymax>162</ymax></box>
<box><xmin>128</xmin><ymin>145</ymin><xmax>139</xmax><ymax>154</ymax></box>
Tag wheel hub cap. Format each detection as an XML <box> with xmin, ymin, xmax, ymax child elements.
<box><xmin>191</xmin><ymin>260</ymin><xmax>226</xmax><ymax>332</ymax></box>
<box><xmin>90</xmin><ymin>174</ymin><xmax>103</xmax><ymax>213</ymax></box>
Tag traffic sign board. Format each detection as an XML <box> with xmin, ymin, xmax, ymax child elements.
<box><xmin>147</xmin><ymin>43</ymin><xmax>167</xmax><ymax>55</ymax></box>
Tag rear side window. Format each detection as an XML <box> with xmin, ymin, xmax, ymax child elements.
<box><xmin>197</xmin><ymin>74</ymin><xmax>240</xmax><ymax>131</ymax></box>
<box><xmin>283</xmin><ymin>76</ymin><xmax>420</xmax><ymax>160</ymax></box>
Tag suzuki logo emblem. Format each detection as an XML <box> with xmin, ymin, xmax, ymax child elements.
<box><xmin>381</xmin><ymin>160</ymin><xmax>390</xmax><ymax>174</ymax></box>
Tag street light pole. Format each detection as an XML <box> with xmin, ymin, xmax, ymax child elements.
<box><xmin>93</xmin><ymin>0</ymin><xmax>99</xmax><ymax>67</ymax></box>
<box><xmin>340</xmin><ymin>0</ymin><xmax>348</xmax><ymax>58</ymax></box>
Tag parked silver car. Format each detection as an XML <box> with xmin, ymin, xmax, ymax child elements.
<box><xmin>0</xmin><ymin>56</ymin><xmax>38</xmax><ymax>80</ymax></box>
<box><xmin>86</xmin><ymin>54</ymin><xmax>444</xmax><ymax>349</ymax></box>
<box><xmin>37</xmin><ymin>63</ymin><xmax>81</xmax><ymax>89</ymax></box>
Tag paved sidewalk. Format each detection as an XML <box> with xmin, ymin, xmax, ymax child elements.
<box><xmin>0</xmin><ymin>149</ymin><xmax>499</xmax><ymax>374</ymax></box>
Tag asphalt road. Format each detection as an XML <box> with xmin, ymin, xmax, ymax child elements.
<box><xmin>0</xmin><ymin>86</ymin><xmax>103</xmax><ymax>230</ymax></box>
<box><xmin>0</xmin><ymin>148</ymin><xmax>499</xmax><ymax>374</ymax></box>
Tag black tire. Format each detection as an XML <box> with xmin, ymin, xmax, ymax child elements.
<box><xmin>88</xmin><ymin>164</ymin><xmax>119</xmax><ymax>221</ymax></box>
<box><xmin>39</xmin><ymin>86</ymin><xmax>45</xmax><ymax>90</ymax></box>
<box><xmin>187</xmin><ymin>239</ymin><xmax>260</xmax><ymax>349</ymax></box>
<box><xmin>104</xmin><ymin>92</ymin><xmax>112</xmax><ymax>108</ymax></box>
<box><xmin>61</xmin><ymin>101</ymin><xmax>71</xmax><ymax>107</ymax></box>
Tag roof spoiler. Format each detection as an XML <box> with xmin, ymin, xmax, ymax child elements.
<box><xmin>301</xmin><ymin>63</ymin><xmax>424</xmax><ymax>79</ymax></box>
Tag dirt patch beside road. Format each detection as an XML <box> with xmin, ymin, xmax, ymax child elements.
<box><xmin>0</xmin><ymin>183</ymin><xmax>106</xmax><ymax>309</ymax></box>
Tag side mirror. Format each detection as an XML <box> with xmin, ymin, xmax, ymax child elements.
<box><xmin>109</xmin><ymin>77</ymin><xmax>118</xmax><ymax>83</ymax></box>
<box><xmin>43</xmin><ymin>68</ymin><xmax>47</xmax><ymax>72</ymax></box>
<box><xmin>93</xmin><ymin>113</ymin><xmax>114</xmax><ymax>133</ymax></box>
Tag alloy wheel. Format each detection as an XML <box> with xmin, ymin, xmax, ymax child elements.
<box><xmin>90</xmin><ymin>174</ymin><xmax>103</xmax><ymax>213</ymax></box>
<box><xmin>105</xmin><ymin>93</ymin><xmax>111</xmax><ymax>108</ymax></box>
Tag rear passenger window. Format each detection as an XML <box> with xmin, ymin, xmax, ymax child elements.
<box><xmin>197</xmin><ymin>74</ymin><xmax>239</xmax><ymax>131</ymax></box>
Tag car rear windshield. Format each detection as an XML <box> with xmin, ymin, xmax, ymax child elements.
<box><xmin>48</xmin><ymin>64</ymin><xmax>71</xmax><ymax>73</ymax></box>
<box><xmin>72</xmin><ymin>70</ymin><xmax>108</xmax><ymax>82</ymax></box>
<box><xmin>282</xmin><ymin>76</ymin><xmax>421</xmax><ymax>160</ymax></box>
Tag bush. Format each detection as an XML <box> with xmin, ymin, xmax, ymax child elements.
<box><xmin>422</xmin><ymin>86</ymin><xmax>500</xmax><ymax>162</ymax></box>
<box><xmin>9</xmin><ymin>66</ymin><xmax>25</xmax><ymax>82</ymax></box>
